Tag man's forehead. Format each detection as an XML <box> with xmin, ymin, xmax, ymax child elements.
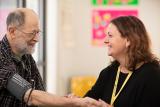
<box><xmin>15</xmin><ymin>8</ymin><xmax>34</xmax><ymax>13</ymax></box>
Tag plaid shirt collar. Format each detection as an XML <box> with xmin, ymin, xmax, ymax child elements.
<box><xmin>1</xmin><ymin>35</ymin><xmax>22</xmax><ymax>64</ymax></box>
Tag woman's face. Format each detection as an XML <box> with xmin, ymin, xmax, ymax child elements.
<box><xmin>104</xmin><ymin>23</ymin><xmax>129</xmax><ymax>59</ymax></box>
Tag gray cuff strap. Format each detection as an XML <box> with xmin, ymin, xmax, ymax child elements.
<box><xmin>6</xmin><ymin>73</ymin><xmax>32</xmax><ymax>101</ymax></box>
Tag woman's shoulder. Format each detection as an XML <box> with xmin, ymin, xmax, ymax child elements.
<box><xmin>139</xmin><ymin>61</ymin><xmax>160</xmax><ymax>73</ymax></box>
<box><xmin>136</xmin><ymin>61</ymin><xmax>160</xmax><ymax>81</ymax></box>
<box><xmin>139</xmin><ymin>62</ymin><xmax>160</xmax><ymax>94</ymax></box>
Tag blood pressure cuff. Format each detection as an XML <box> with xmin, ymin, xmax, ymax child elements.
<box><xmin>6</xmin><ymin>73</ymin><xmax>32</xmax><ymax>101</ymax></box>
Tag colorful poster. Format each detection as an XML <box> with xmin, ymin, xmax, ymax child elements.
<box><xmin>92</xmin><ymin>10</ymin><xmax>138</xmax><ymax>46</ymax></box>
<box><xmin>92</xmin><ymin>0</ymin><xmax>138</xmax><ymax>6</ymax></box>
<box><xmin>0</xmin><ymin>9</ymin><xmax>12</xmax><ymax>40</ymax></box>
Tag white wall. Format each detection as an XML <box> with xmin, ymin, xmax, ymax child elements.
<box><xmin>46</xmin><ymin>0</ymin><xmax>58</xmax><ymax>93</ymax></box>
<box><xmin>57</xmin><ymin>0</ymin><xmax>109</xmax><ymax>95</ymax></box>
<box><xmin>139</xmin><ymin>0</ymin><xmax>160</xmax><ymax>57</ymax></box>
<box><xmin>46</xmin><ymin>0</ymin><xmax>160</xmax><ymax>95</ymax></box>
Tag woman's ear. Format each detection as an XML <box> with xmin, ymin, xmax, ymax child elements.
<box><xmin>125</xmin><ymin>39</ymin><xmax>130</xmax><ymax>48</ymax></box>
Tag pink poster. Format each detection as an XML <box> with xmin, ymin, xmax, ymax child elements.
<box><xmin>0</xmin><ymin>9</ymin><xmax>12</xmax><ymax>40</ymax></box>
<box><xmin>92</xmin><ymin>10</ymin><xmax>138</xmax><ymax>46</ymax></box>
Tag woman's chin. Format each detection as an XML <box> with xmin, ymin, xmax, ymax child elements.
<box><xmin>107</xmin><ymin>52</ymin><xmax>112</xmax><ymax>56</ymax></box>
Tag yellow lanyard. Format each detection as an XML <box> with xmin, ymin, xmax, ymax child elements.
<box><xmin>110</xmin><ymin>66</ymin><xmax>132</xmax><ymax>106</ymax></box>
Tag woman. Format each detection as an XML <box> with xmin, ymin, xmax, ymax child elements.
<box><xmin>84</xmin><ymin>16</ymin><xmax>160</xmax><ymax>107</ymax></box>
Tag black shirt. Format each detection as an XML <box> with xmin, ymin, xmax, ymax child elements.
<box><xmin>0</xmin><ymin>36</ymin><xmax>45</xmax><ymax>107</ymax></box>
<box><xmin>85</xmin><ymin>62</ymin><xmax>160</xmax><ymax>107</ymax></box>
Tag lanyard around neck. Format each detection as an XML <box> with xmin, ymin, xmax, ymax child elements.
<box><xmin>110</xmin><ymin>66</ymin><xmax>132</xmax><ymax>105</ymax></box>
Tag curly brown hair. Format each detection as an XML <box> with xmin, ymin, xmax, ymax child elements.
<box><xmin>110</xmin><ymin>16</ymin><xmax>159</xmax><ymax>70</ymax></box>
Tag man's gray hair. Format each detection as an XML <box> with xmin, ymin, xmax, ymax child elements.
<box><xmin>6</xmin><ymin>10</ymin><xmax>25</xmax><ymax>28</ymax></box>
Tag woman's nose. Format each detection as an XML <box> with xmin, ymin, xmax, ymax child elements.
<box><xmin>104</xmin><ymin>37</ymin><xmax>109</xmax><ymax>44</ymax></box>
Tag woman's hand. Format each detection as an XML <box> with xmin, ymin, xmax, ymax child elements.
<box><xmin>72</xmin><ymin>97</ymin><xmax>113</xmax><ymax>107</ymax></box>
<box><xmin>98</xmin><ymin>99</ymin><xmax>113</xmax><ymax>107</ymax></box>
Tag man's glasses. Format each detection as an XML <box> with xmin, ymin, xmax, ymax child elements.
<box><xmin>16</xmin><ymin>27</ymin><xmax>42</xmax><ymax>37</ymax></box>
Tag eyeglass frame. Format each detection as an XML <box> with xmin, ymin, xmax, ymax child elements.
<box><xmin>15</xmin><ymin>27</ymin><xmax>42</xmax><ymax>37</ymax></box>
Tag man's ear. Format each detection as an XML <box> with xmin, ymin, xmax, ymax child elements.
<box><xmin>8</xmin><ymin>26</ymin><xmax>16</xmax><ymax>39</ymax></box>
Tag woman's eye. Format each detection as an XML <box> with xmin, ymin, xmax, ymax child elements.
<box><xmin>108</xmin><ymin>34</ymin><xmax>112</xmax><ymax>38</ymax></box>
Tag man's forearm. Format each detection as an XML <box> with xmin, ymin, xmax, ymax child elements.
<box><xmin>24</xmin><ymin>89</ymin><xmax>82</xmax><ymax>107</ymax></box>
<box><xmin>24</xmin><ymin>89</ymin><xmax>106</xmax><ymax>107</ymax></box>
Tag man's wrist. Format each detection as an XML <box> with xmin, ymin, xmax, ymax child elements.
<box><xmin>24</xmin><ymin>88</ymin><xmax>32</xmax><ymax>104</ymax></box>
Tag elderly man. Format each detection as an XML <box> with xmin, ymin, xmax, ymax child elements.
<box><xmin>0</xmin><ymin>8</ymin><xmax>108</xmax><ymax>107</ymax></box>
<box><xmin>0</xmin><ymin>8</ymin><xmax>45</xmax><ymax>107</ymax></box>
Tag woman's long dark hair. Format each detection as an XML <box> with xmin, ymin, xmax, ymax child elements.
<box><xmin>110</xmin><ymin>16</ymin><xmax>159</xmax><ymax>70</ymax></box>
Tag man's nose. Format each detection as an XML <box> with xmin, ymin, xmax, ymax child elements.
<box><xmin>33</xmin><ymin>34</ymin><xmax>40</xmax><ymax>42</ymax></box>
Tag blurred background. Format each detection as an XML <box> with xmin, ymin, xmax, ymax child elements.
<box><xmin>0</xmin><ymin>0</ymin><xmax>160</xmax><ymax>96</ymax></box>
